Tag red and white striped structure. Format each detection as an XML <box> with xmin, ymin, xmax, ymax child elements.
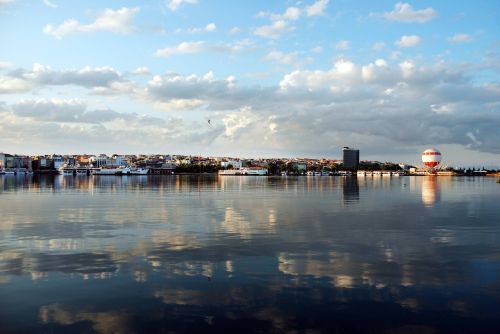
<box><xmin>421</xmin><ymin>148</ymin><xmax>442</xmax><ymax>168</ymax></box>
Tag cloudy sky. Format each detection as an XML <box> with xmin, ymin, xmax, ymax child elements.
<box><xmin>0</xmin><ymin>0</ymin><xmax>499</xmax><ymax>166</ymax></box>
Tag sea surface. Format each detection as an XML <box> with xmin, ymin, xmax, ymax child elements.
<box><xmin>0</xmin><ymin>175</ymin><xmax>499</xmax><ymax>334</ymax></box>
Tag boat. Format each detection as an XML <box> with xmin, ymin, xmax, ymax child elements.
<box><xmin>59</xmin><ymin>165</ymin><xmax>91</xmax><ymax>175</ymax></box>
<box><xmin>92</xmin><ymin>167</ymin><xmax>131</xmax><ymax>175</ymax></box>
<box><xmin>218</xmin><ymin>167</ymin><xmax>268</xmax><ymax>176</ymax></box>
<box><xmin>59</xmin><ymin>166</ymin><xmax>75</xmax><ymax>175</ymax></box>
<box><xmin>306</xmin><ymin>171</ymin><xmax>331</xmax><ymax>176</ymax></box>
<box><xmin>76</xmin><ymin>167</ymin><xmax>90</xmax><ymax>175</ymax></box>
<box><xmin>129</xmin><ymin>168</ymin><xmax>149</xmax><ymax>175</ymax></box>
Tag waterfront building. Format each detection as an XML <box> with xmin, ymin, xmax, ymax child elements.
<box><xmin>1</xmin><ymin>154</ymin><xmax>15</xmax><ymax>169</ymax></box>
<box><xmin>0</xmin><ymin>153</ymin><xmax>6</xmax><ymax>169</ymax></box>
<box><xmin>111</xmin><ymin>155</ymin><xmax>128</xmax><ymax>166</ymax></box>
<box><xmin>221</xmin><ymin>160</ymin><xmax>243</xmax><ymax>169</ymax></box>
<box><xmin>176</xmin><ymin>157</ymin><xmax>192</xmax><ymax>165</ymax></box>
<box><xmin>90</xmin><ymin>155</ymin><xmax>110</xmax><ymax>167</ymax></box>
<box><xmin>292</xmin><ymin>162</ymin><xmax>308</xmax><ymax>172</ymax></box>
<box><xmin>342</xmin><ymin>147</ymin><xmax>359</xmax><ymax>169</ymax></box>
<box><xmin>52</xmin><ymin>155</ymin><xmax>64</xmax><ymax>169</ymax></box>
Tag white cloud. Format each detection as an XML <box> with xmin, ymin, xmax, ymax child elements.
<box><xmin>0</xmin><ymin>60</ymin><xmax>13</xmax><ymax>69</ymax></box>
<box><xmin>253</xmin><ymin>5</ymin><xmax>304</xmax><ymax>39</ymax></box>
<box><xmin>155</xmin><ymin>41</ymin><xmax>206</xmax><ymax>57</ymax></box>
<box><xmin>12</xmin><ymin>98</ymin><xmax>86</xmax><ymax>120</ymax></box>
<box><xmin>266</xmin><ymin>50</ymin><xmax>300</xmax><ymax>67</ymax></box>
<box><xmin>154</xmin><ymin>40</ymin><xmax>253</xmax><ymax>57</ymax></box>
<box><xmin>165</xmin><ymin>0</ymin><xmax>197</xmax><ymax>11</ymax></box>
<box><xmin>390</xmin><ymin>51</ymin><xmax>401</xmax><ymax>60</ymax></box>
<box><xmin>3</xmin><ymin>61</ymin><xmax>499</xmax><ymax>157</ymax></box>
<box><xmin>131</xmin><ymin>67</ymin><xmax>150</xmax><ymax>75</ymax></box>
<box><xmin>0</xmin><ymin>76</ymin><xmax>31</xmax><ymax>93</ymax></box>
<box><xmin>222</xmin><ymin>106</ymin><xmax>257</xmax><ymax>138</ymax></box>
<box><xmin>42</xmin><ymin>0</ymin><xmax>57</xmax><ymax>8</ymax></box>
<box><xmin>6</xmin><ymin>63</ymin><xmax>124</xmax><ymax>91</ymax></box>
<box><xmin>9</xmin><ymin>98</ymin><xmax>169</xmax><ymax>127</ymax></box>
<box><xmin>153</xmin><ymin>98</ymin><xmax>204</xmax><ymax>112</ymax></box>
<box><xmin>399</xmin><ymin>59</ymin><xmax>415</xmax><ymax>78</ymax></box>
<box><xmin>383</xmin><ymin>2</ymin><xmax>437</xmax><ymax>23</ymax></box>
<box><xmin>448</xmin><ymin>34</ymin><xmax>472</xmax><ymax>43</ymax></box>
<box><xmin>205</xmin><ymin>23</ymin><xmax>216</xmax><ymax>32</ymax></box>
<box><xmin>311</xmin><ymin>46</ymin><xmax>323</xmax><ymax>53</ymax></box>
<box><xmin>306</xmin><ymin>0</ymin><xmax>329</xmax><ymax>17</ymax></box>
<box><xmin>254</xmin><ymin>20</ymin><xmax>293</xmax><ymax>39</ymax></box>
<box><xmin>395</xmin><ymin>35</ymin><xmax>421</xmax><ymax>48</ymax></box>
<box><xmin>43</xmin><ymin>7</ymin><xmax>140</xmax><ymax>39</ymax></box>
<box><xmin>466</xmin><ymin>131</ymin><xmax>482</xmax><ymax>146</ymax></box>
<box><xmin>430</xmin><ymin>104</ymin><xmax>454</xmax><ymax>114</ymax></box>
<box><xmin>283</xmin><ymin>7</ymin><xmax>301</xmax><ymax>20</ymax></box>
<box><xmin>258</xmin><ymin>6</ymin><xmax>301</xmax><ymax>21</ymax></box>
<box><xmin>229</xmin><ymin>26</ymin><xmax>240</xmax><ymax>34</ymax></box>
<box><xmin>335</xmin><ymin>40</ymin><xmax>350</xmax><ymax>50</ymax></box>
<box><xmin>0</xmin><ymin>0</ymin><xmax>14</xmax><ymax>7</ymax></box>
<box><xmin>372</xmin><ymin>42</ymin><xmax>385</xmax><ymax>51</ymax></box>
<box><xmin>180</xmin><ymin>22</ymin><xmax>216</xmax><ymax>34</ymax></box>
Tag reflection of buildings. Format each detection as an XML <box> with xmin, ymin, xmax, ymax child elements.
<box><xmin>342</xmin><ymin>177</ymin><xmax>359</xmax><ymax>203</ymax></box>
<box><xmin>422</xmin><ymin>176</ymin><xmax>440</xmax><ymax>206</ymax></box>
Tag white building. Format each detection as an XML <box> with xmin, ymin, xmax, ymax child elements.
<box><xmin>221</xmin><ymin>160</ymin><xmax>243</xmax><ymax>169</ymax></box>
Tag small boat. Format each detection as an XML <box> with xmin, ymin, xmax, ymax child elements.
<box><xmin>129</xmin><ymin>168</ymin><xmax>149</xmax><ymax>175</ymax></box>
<box><xmin>92</xmin><ymin>167</ymin><xmax>131</xmax><ymax>175</ymax></box>
<box><xmin>76</xmin><ymin>167</ymin><xmax>90</xmax><ymax>175</ymax></box>
<box><xmin>59</xmin><ymin>165</ymin><xmax>91</xmax><ymax>175</ymax></box>
<box><xmin>59</xmin><ymin>167</ymin><xmax>76</xmax><ymax>175</ymax></box>
<box><xmin>218</xmin><ymin>167</ymin><xmax>268</xmax><ymax>176</ymax></box>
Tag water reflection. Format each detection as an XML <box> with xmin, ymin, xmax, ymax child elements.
<box><xmin>1</xmin><ymin>175</ymin><xmax>499</xmax><ymax>333</ymax></box>
<box><xmin>342</xmin><ymin>176</ymin><xmax>359</xmax><ymax>203</ymax></box>
<box><xmin>39</xmin><ymin>304</ymin><xmax>132</xmax><ymax>334</ymax></box>
<box><xmin>422</xmin><ymin>176</ymin><xmax>440</xmax><ymax>206</ymax></box>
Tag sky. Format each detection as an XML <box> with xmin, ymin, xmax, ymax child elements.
<box><xmin>0</xmin><ymin>0</ymin><xmax>499</xmax><ymax>167</ymax></box>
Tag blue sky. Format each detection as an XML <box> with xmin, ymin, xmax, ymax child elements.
<box><xmin>0</xmin><ymin>0</ymin><xmax>499</xmax><ymax>167</ymax></box>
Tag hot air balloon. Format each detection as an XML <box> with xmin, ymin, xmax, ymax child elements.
<box><xmin>421</xmin><ymin>148</ymin><xmax>442</xmax><ymax>168</ymax></box>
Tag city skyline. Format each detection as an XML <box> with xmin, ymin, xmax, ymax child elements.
<box><xmin>0</xmin><ymin>1</ymin><xmax>499</xmax><ymax>167</ymax></box>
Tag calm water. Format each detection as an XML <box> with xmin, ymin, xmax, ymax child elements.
<box><xmin>0</xmin><ymin>175</ymin><xmax>499</xmax><ymax>334</ymax></box>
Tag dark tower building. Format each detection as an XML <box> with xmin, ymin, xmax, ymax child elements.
<box><xmin>342</xmin><ymin>147</ymin><xmax>359</xmax><ymax>169</ymax></box>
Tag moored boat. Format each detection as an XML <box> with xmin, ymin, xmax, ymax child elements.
<box><xmin>59</xmin><ymin>167</ymin><xmax>75</xmax><ymax>175</ymax></box>
<box><xmin>218</xmin><ymin>167</ymin><xmax>268</xmax><ymax>176</ymax></box>
<box><xmin>129</xmin><ymin>168</ymin><xmax>149</xmax><ymax>175</ymax></box>
<box><xmin>92</xmin><ymin>167</ymin><xmax>131</xmax><ymax>175</ymax></box>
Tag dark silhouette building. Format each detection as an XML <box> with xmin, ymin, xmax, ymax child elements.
<box><xmin>342</xmin><ymin>147</ymin><xmax>359</xmax><ymax>169</ymax></box>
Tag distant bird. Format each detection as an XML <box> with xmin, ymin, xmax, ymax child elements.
<box><xmin>208</xmin><ymin>119</ymin><xmax>212</xmax><ymax>126</ymax></box>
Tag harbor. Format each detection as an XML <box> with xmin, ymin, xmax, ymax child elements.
<box><xmin>1</xmin><ymin>149</ymin><xmax>498</xmax><ymax>178</ymax></box>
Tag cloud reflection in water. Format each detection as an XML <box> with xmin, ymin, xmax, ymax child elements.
<box><xmin>0</xmin><ymin>175</ymin><xmax>499</xmax><ymax>333</ymax></box>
